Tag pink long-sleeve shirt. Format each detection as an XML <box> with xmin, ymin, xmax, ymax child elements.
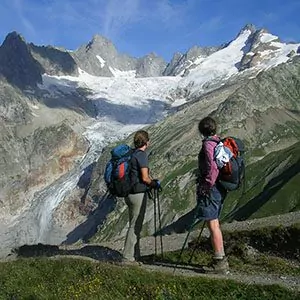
<box><xmin>198</xmin><ymin>136</ymin><xmax>220</xmax><ymax>193</ymax></box>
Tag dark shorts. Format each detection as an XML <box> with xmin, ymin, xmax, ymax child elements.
<box><xmin>196</xmin><ymin>185</ymin><xmax>227</xmax><ymax>221</ymax></box>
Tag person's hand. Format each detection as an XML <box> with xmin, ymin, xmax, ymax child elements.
<box><xmin>150</xmin><ymin>179</ymin><xmax>162</xmax><ymax>190</ymax></box>
<box><xmin>197</xmin><ymin>186</ymin><xmax>209</xmax><ymax>197</ymax></box>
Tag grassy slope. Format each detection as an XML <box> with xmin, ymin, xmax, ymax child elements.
<box><xmin>222</xmin><ymin>141</ymin><xmax>300</xmax><ymax>221</ymax></box>
<box><xmin>1</xmin><ymin>224</ymin><xmax>300</xmax><ymax>299</ymax></box>
<box><xmin>1</xmin><ymin>258</ymin><xmax>298</xmax><ymax>300</ymax></box>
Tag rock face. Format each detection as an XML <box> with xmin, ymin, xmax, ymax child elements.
<box><xmin>0</xmin><ymin>32</ymin><xmax>43</xmax><ymax>89</ymax></box>
<box><xmin>0</xmin><ymin>105</ymin><xmax>89</xmax><ymax>217</ymax></box>
<box><xmin>0</xmin><ymin>32</ymin><xmax>168</xmax><ymax>82</ymax></box>
<box><xmin>72</xmin><ymin>35</ymin><xmax>167</xmax><ymax>77</ymax></box>
<box><xmin>239</xmin><ymin>27</ymin><xmax>281</xmax><ymax>71</ymax></box>
<box><xmin>0</xmin><ymin>43</ymin><xmax>89</xmax><ymax>218</ymax></box>
<box><xmin>29</xmin><ymin>44</ymin><xmax>78</xmax><ymax>76</ymax></box>
<box><xmin>163</xmin><ymin>46</ymin><xmax>219</xmax><ymax>76</ymax></box>
<box><xmin>0</xmin><ymin>80</ymin><xmax>32</xmax><ymax>123</ymax></box>
<box><xmin>136</xmin><ymin>53</ymin><xmax>167</xmax><ymax>77</ymax></box>
<box><xmin>72</xmin><ymin>35</ymin><xmax>134</xmax><ymax>77</ymax></box>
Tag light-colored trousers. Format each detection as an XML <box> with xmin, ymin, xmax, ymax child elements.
<box><xmin>123</xmin><ymin>192</ymin><xmax>147</xmax><ymax>261</ymax></box>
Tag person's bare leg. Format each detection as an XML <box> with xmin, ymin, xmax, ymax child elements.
<box><xmin>207</xmin><ymin>219</ymin><xmax>224</xmax><ymax>259</ymax></box>
<box><xmin>204</xmin><ymin>218</ymin><xmax>229</xmax><ymax>273</ymax></box>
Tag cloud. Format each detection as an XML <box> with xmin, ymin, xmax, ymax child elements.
<box><xmin>154</xmin><ymin>0</ymin><xmax>198</xmax><ymax>29</ymax></box>
<box><xmin>36</xmin><ymin>0</ymin><xmax>143</xmax><ymax>41</ymax></box>
<box><xmin>1</xmin><ymin>0</ymin><xmax>201</xmax><ymax>46</ymax></box>
<box><xmin>102</xmin><ymin>0</ymin><xmax>141</xmax><ymax>37</ymax></box>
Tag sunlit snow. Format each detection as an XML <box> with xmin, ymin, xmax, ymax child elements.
<box><xmin>260</xmin><ymin>32</ymin><xmax>278</xmax><ymax>43</ymax></box>
<box><xmin>179</xmin><ymin>29</ymin><xmax>253</xmax><ymax>95</ymax></box>
<box><xmin>109</xmin><ymin>66</ymin><xmax>136</xmax><ymax>78</ymax></box>
<box><xmin>41</xmin><ymin>68</ymin><xmax>181</xmax><ymax>108</ymax></box>
<box><xmin>96</xmin><ymin>55</ymin><xmax>106</xmax><ymax>68</ymax></box>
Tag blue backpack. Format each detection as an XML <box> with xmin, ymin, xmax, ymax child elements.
<box><xmin>104</xmin><ymin>144</ymin><xmax>134</xmax><ymax>197</ymax></box>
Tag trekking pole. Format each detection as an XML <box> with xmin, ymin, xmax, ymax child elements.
<box><xmin>188</xmin><ymin>221</ymin><xmax>205</xmax><ymax>264</ymax></box>
<box><xmin>153</xmin><ymin>189</ymin><xmax>158</xmax><ymax>257</ymax></box>
<box><xmin>155</xmin><ymin>188</ymin><xmax>164</xmax><ymax>258</ymax></box>
<box><xmin>173</xmin><ymin>227</ymin><xmax>193</xmax><ymax>274</ymax></box>
<box><xmin>173</xmin><ymin>205</ymin><xmax>202</xmax><ymax>274</ymax></box>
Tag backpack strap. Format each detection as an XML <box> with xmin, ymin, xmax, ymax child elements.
<box><xmin>203</xmin><ymin>136</ymin><xmax>220</xmax><ymax>144</ymax></box>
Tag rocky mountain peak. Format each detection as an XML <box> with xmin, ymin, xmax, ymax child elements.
<box><xmin>136</xmin><ymin>52</ymin><xmax>166</xmax><ymax>77</ymax></box>
<box><xmin>145</xmin><ymin>52</ymin><xmax>160</xmax><ymax>58</ymax></box>
<box><xmin>1</xmin><ymin>31</ymin><xmax>26</xmax><ymax>46</ymax></box>
<box><xmin>186</xmin><ymin>45</ymin><xmax>218</xmax><ymax>60</ymax></box>
<box><xmin>85</xmin><ymin>34</ymin><xmax>116</xmax><ymax>53</ymax></box>
<box><xmin>238</xmin><ymin>26</ymin><xmax>282</xmax><ymax>71</ymax></box>
<box><xmin>163</xmin><ymin>45</ymin><xmax>218</xmax><ymax>76</ymax></box>
<box><xmin>0</xmin><ymin>31</ymin><xmax>43</xmax><ymax>89</ymax></box>
<box><xmin>72</xmin><ymin>34</ymin><xmax>124</xmax><ymax>77</ymax></box>
<box><xmin>238</xmin><ymin>23</ymin><xmax>257</xmax><ymax>35</ymax></box>
<box><xmin>28</xmin><ymin>43</ymin><xmax>78</xmax><ymax>76</ymax></box>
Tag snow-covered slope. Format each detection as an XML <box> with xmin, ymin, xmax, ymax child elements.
<box><xmin>177</xmin><ymin>28</ymin><xmax>300</xmax><ymax>98</ymax></box>
<box><xmin>40</xmin><ymin>68</ymin><xmax>182</xmax><ymax>112</ymax></box>
<box><xmin>178</xmin><ymin>29</ymin><xmax>252</xmax><ymax>96</ymax></box>
<box><xmin>40</xmin><ymin>26</ymin><xmax>300</xmax><ymax>105</ymax></box>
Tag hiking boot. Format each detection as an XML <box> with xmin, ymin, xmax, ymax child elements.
<box><xmin>203</xmin><ymin>257</ymin><xmax>230</xmax><ymax>274</ymax></box>
<box><xmin>120</xmin><ymin>259</ymin><xmax>143</xmax><ymax>267</ymax></box>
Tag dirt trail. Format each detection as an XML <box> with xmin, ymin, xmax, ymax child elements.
<box><xmin>142</xmin><ymin>263</ymin><xmax>300</xmax><ymax>292</ymax></box>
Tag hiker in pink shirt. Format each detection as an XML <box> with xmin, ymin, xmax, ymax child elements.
<box><xmin>197</xmin><ymin>116</ymin><xmax>229</xmax><ymax>274</ymax></box>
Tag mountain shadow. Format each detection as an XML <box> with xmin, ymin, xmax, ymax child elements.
<box><xmin>224</xmin><ymin>159</ymin><xmax>300</xmax><ymax>221</ymax></box>
<box><xmin>62</xmin><ymin>192</ymin><xmax>117</xmax><ymax>245</ymax></box>
<box><xmin>92</xmin><ymin>97</ymin><xmax>168</xmax><ymax>124</ymax></box>
<box><xmin>37</xmin><ymin>80</ymin><xmax>98</xmax><ymax>118</ymax></box>
<box><xmin>29</xmin><ymin>44</ymin><xmax>78</xmax><ymax>75</ymax></box>
<box><xmin>13</xmin><ymin>243</ymin><xmax>122</xmax><ymax>262</ymax></box>
<box><xmin>155</xmin><ymin>206</ymin><xmax>204</xmax><ymax>236</ymax></box>
<box><xmin>77</xmin><ymin>162</ymin><xmax>96</xmax><ymax>204</ymax></box>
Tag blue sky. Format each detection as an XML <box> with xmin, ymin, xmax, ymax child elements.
<box><xmin>0</xmin><ymin>0</ymin><xmax>299</xmax><ymax>61</ymax></box>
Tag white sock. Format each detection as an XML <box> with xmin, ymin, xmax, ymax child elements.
<box><xmin>214</xmin><ymin>252</ymin><xmax>225</xmax><ymax>260</ymax></box>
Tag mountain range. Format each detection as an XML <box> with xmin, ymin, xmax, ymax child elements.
<box><xmin>0</xmin><ymin>24</ymin><xmax>299</xmax><ymax>255</ymax></box>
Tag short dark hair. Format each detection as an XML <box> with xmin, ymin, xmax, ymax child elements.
<box><xmin>198</xmin><ymin>117</ymin><xmax>217</xmax><ymax>137</ymax></box>
<box><xmin>133</xmin><ymin>130</ymin><xmax>149</xmax><ymax>148</ymax></box>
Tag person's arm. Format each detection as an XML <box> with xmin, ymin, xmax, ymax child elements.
<box><xmin>140</xmin><ymin>167</ymin><xmax>152</xmax><ymax>185</ymax></box>
<box><xmin>137</xmin><ymin>151</ymin><xmax>159</xmax><ymax>188</ymax></box>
